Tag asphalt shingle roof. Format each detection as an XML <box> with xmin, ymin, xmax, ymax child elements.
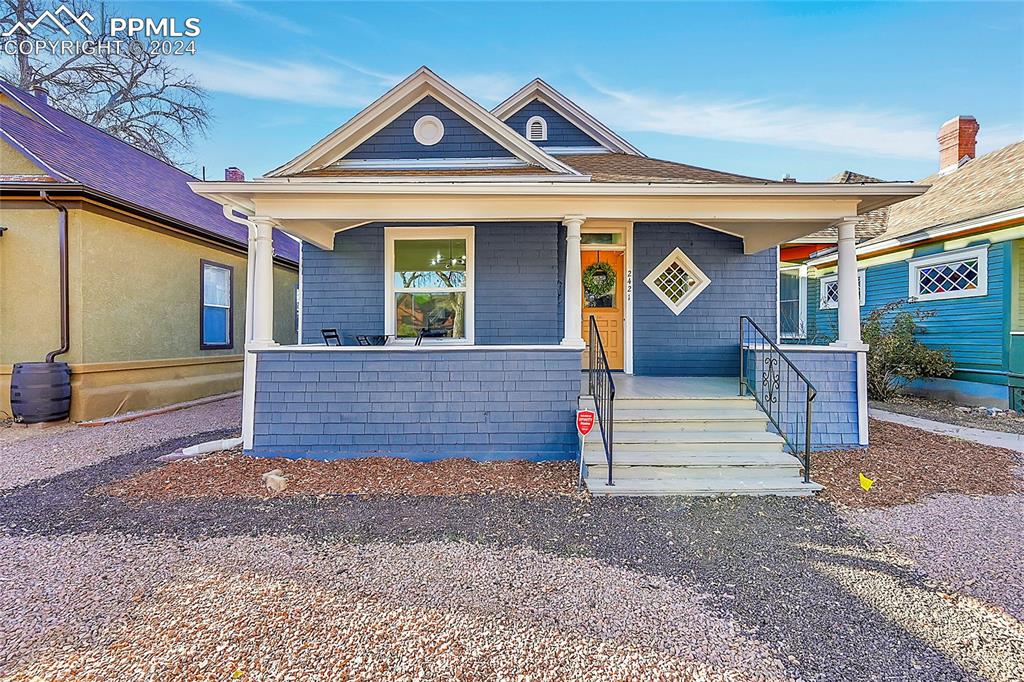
<box><xmin>562</xmin><ymin>153</ymin><xmax>776</xmax><ymax>184</ymax></box>
<box><xmin>0</xmin><ymin>80</ymin><xmax>298</xmax><ymax>263</ymax></box>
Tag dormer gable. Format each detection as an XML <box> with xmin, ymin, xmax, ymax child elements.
<box><xmin>266</xmin><ymin>67</ymin><xmax>578</xmax><ymax>177</ymax></box>
<box><xmin>493</xmin><ymin>79</ymin><xmax>644</xmax><ymax>156</ymax></box>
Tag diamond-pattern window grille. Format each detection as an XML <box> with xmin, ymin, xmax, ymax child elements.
<box><xmin>643</xmin><ymin>247</ymin><xmax>711</xmax><ymax>315</ymax></box>
<box><xmin>917</xmin><ymin>258</ymin><xmax>979</xmax><ymax>295</ymax></box>
<box><xmin>818</xmin><ymin>271</ymin><xmax>864</xmax><ymax>309</ymax></box>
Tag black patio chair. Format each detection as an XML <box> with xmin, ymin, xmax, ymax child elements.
<box><xmin>415</xmin><ymin>328</ymin><xmax>449</xmax><ymax>346</ymax></box>
<box><xmin>356</xmin><ymin>334</ymin><xmax>390</xmax><ymax>346</ymax></box>
<box><xmin>321</xmin><ymin>328</ymin><xmax>342</xmax><ymax>346</ymax></box>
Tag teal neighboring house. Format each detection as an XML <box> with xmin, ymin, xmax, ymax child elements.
<box><xmin>788</xmin><ymin>118</ymin><xmax>1024</xmax><ymax>408</ymax></box>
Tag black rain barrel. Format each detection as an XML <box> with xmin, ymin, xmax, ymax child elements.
<box><xmin>10</xmin><ymin>362</ymin><xmax>71</xmax><ymax>423</ymax></box>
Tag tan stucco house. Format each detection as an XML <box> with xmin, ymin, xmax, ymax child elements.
<box><xmin>0</xmin><ymin>80</ymin><xmax>298</xmax><ymax>422</ymax></box>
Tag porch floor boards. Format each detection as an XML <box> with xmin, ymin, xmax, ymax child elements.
<box><xmin>581</xmin><ymin>374</ymin><xmax>822</xmax><ymax>497</ymax></box>
<box><xmin>601</xmin><ymin>375</ymin><xmax>738</xmax><ymax>399</ymax></box>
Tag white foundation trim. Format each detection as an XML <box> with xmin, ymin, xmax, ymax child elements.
<box><xmin>256</xmin><ymin>343</ymin><xmax>586</xmax><ymax>353</ymax></box>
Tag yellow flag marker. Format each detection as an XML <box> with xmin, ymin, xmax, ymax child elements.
<box><xmin>232</xmin><ymin>671</ymin><xmax>244</xmax><ymax>680</ymax></box>
<box><xmin>859</xmin><ymin>473</ymin><xmax>875</xmax><ymax>491</ymax></box>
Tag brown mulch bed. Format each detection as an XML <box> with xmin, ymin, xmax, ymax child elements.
<box><xmin>815</xmin><ymin>419</ymin><xmax>1023</xmax><ymax>508</ymax></box>
<box><xmin>101</xmin><ymin>449</ymin><xmax>583</xmax><ymax>501</ymax></box>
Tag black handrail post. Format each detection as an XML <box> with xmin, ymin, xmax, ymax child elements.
<box><xmin>738</xmin><ymin>315</ymin><xmax>818</xmax><ymax>483</ymax></box>
<box><xmin>588</xmin><ymin>315</ymin><xmax>615</xmax><ymax>487</ymax></box>
<box><xmin>738</xmin><ymin>317</ymin><xmax>745</xmax><ymax>397</ymax></box>
<box><xmin>804</xmin><ymin>385</ymin><xmax>813</xmax><ymax>484</ymax></box>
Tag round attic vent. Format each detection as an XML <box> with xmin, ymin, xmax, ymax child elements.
<box><xmin>413</xmin><ymin>115</ymin><xmax>445</xmax><ymax>146</ymax></box>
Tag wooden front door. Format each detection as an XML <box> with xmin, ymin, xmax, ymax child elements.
<box><xmin>582</xmin><ymin>250</ymin><xmax>625</xmax><ymax>370</ymax></box>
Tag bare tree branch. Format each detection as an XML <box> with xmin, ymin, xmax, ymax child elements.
<box><xmin>0</xmin><ymin>0</ymin><xmax>209</xmax><ymax>166</ymax></box>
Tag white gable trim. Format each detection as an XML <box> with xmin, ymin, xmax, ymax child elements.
<box><xmin>332</xmin><ymin>157</ymin><xmax>530</xmax><ymax>170</ymax></box>
<box><xmin>266</xmin><ymin>67</ymin><xmax>578</xmax><ymax>178</ymax></box>
<box><xmin>493</xmin><ymin>79</ymin><xmax>645</xmax><ymax>157</ymax></box>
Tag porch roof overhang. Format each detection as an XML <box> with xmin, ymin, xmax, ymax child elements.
<box><xmin>189</xmin><ymin>179</ymin><xmax>928</xmax><ymax>254</ymax></box>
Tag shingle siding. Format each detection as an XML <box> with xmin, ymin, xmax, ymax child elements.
<box><xmin>504</xmin><ymin>100</ymin><xmax>600</xmax><ymax>148</ymax></box>
<box><xmin>250</xmin><ymin>348</ymin><xmax>581</xmax><ymax>460</ymax></box>
<box><xmin>344</xmin><ymin>96</ymin><xmax>514</xmax><ymax>160</ymax></box>
<box><xmin>634</xmin><ymin>223</ymin><xmax>777</xmax><ymax>376</ymax></box>
<box><xmin>300</xmin><ymin>226</ymin><xmax>384</xmax><ymax>344</ymax></box>
<box><xmin>300</xmin><ymin>222</ymin><xmax>564</xmax><ymax>345</ymax></box>
<box><xmin>476</xmin><ymin>222</ymin><xmax>563</xmax><ymax>344</ymax></box>
<box><xmin>805</xmin><ymin>240</ymin><xmax>1009</xmax><ymax>383</ymax></box>
<box><xmin>745</xmin><ymin>349</ymin><xmax>862</xmax><ymax>449</ymax></box>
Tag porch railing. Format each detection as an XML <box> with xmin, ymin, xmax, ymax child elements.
<box><xmin>588</xmin><ymin>315</ymin><xmax>616</xmax><ymax>486</ymax></box>
<box><xmin>739</xmin><ymin>316</ymin><xmax>816</xmax><ymax>483</ymax></box>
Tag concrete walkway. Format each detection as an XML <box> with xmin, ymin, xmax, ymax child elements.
<box><xmin>869</xmin><ymin>408</ymin><xmax>1024</xmax><ymax>454</ymax></box>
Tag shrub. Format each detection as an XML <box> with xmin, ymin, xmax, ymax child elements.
<box><xmin>861</xmin><ymin>300</ymin><xmax>953</xmax><ymax>401</ymax></box>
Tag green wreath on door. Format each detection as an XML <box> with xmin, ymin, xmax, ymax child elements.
<box><xmin>582</xmin><ymin>261</ymin><xmax>617</xmax><ymax>299</ymax></box>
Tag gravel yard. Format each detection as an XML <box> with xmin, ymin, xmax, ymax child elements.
<box><xmin>0</xmin><ymin>395</ymin><xmax>241</xmax><ymax>491</ymax></box>
<box><xmin>1</xmin><ymin>403</ymin><xmax>1022</xmax><ymax>680</ymax></box>
<box><xmin>872</xmin><ymin>395</ymin><xmax>1024</xmax><ymax>434</ymax></box>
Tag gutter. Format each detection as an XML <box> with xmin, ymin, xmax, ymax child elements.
<box><xmin>807</xmin><ymin>205</ymin><xmax>1024</xmax><ymax>267</ymax></box>
<box><xmin>1</xmin><ymin>183</ymin><xmax>298</xmax><ymax>269</ymax></box>
<box><xmin>38</xmin><ymin>191</ymin><xmax>69</xmax><ymax>362</ymax></box>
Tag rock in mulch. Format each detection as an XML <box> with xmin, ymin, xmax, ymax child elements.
<box><xmin>100</xmin><ymin>451</ymin><xmax>583</xmax><ymax>501</ymax></box>
<box><xmin>815</xmin><ymin>419</ymin><xmax>1022</xmax><ymax>508</ymax></box>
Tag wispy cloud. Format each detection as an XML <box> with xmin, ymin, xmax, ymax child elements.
<box><xmin>193</xmin><ymin>55</ymin><xmax>524</xmax><ymax>111</ymax></box>
<box><xmin>218</xmin><ymin>0</ymin><xmax>311</xmax><ymax>36</ymax></box>
<box><xmin>191</xmin><ymin>54</ymin><xmax>374</xmax><ymax>108</ymax></box>
<box><xmin>576</xmin><ymin>77</ymin><xmax>1022</xmax><ymax>160</ymax></box>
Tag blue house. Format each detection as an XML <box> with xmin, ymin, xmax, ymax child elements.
<box><xmin>791</xmin><ymin>120</ymin><xmax>1024</xmax><ymax>408</ymax></box>
<box><xmin>191</xmin><ymin>67</ymin><xmax>924</xmax><ymax>495</ymax></box>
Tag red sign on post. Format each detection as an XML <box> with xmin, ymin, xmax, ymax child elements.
<box><xmin>576</xmin><ymin>410</ymin><xmax>596</xmax><ymax>437</ymax></box>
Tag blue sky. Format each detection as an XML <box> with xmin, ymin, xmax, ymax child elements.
<box><xmin>133</xmin><ymin>1</ymin><xmax>1022</xmax><ymax>181</ymax></box>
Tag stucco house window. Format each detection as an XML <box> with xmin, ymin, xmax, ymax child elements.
<box><xmin>201</xmin><ymin>260</ymin><xmax>233</xmax><ymax>349</ymax></box>
<box><xmin>909</xmin><ymin>245</ymin><xmax>988</xmax><ymax>302</ymax></box>
<box><xmin>385</xmin><ymin>227</ymin><xmax>475</xmax><ymax>342</ymax></box>
<box><xmin>819</xmin><ymin>270</ymin><xmax>865</xmax><ymax>310</ymax></box>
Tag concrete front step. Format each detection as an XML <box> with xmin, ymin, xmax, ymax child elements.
<box><xmin>590</xmin><ymin>396</ymin><xmax>755</xmax><ymax>411</ymax></box>
<box><xmin>613</xmin><ymin>408</ymin><xmax>769</xmax><ymax>433</ymax></box>
<box><xmin>583</xmin><ymin>449</ymin><xmax>799</xmax><ymax>468</ymax></box>
<box><xmin>585</xmin><ymin>430</ymin><xmax>786</xmax><ymax>453</ymax></box>
<box><xmin>585</xmin><ymin>476</ymin><xmax>823</xmax><ymax>497</ymax></box>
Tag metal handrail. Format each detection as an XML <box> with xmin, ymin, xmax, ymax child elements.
<box><xmin>739</xmin><ymin>316</ymin><xmax>817</xmax><ymax>483</ymax></box>
<box><xmin>588</xmin><ymin>315</ymin><xmax>616</xmax><ymax>486</ymax></box>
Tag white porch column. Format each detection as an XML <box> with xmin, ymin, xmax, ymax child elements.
<box><xmin>250</xmin><ymin>217</ymin><xmax>277</xmax><ymax>346</ymax></box>
<box><xmin>834</xmin><ymin>217</ymin><xmax>863</xmax><ymax>347</ymax></box>
<box><xmin>562</xmin><ymin>215</ymin><xmax>585</xmax><ymax>347</ymax></box>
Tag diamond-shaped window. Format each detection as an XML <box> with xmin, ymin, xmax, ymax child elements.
<box><xmin>643</xmin><ymin>247</ymin><xmax>711</xmax><ymax>315</ymax></box>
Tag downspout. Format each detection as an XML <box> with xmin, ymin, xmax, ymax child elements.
<box><xmin>40</xmin><ymin>191</ymin><xmax>69</xmax><ymax>362</ymax></box>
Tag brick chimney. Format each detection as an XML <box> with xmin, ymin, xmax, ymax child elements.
<box><xmin>224</xmin><ymin>167</ymin><xmax>245</xmax><ymax>182</ymax></box>
<box><xmin>937</xmin><ymin>116</ymin><xmax>979</xmax><ymax>172</ymax></box>
<box><xmin>30</xmin><ymin>87</ymin><xmax>47</xmax><ymax>104</ymax></box>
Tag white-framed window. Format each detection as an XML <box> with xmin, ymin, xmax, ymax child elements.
<box><xmin>413</xmin><ymin>115</ymin><xmax>445</xmax><ymax>146</ymax></box>
<box><xmin>384</xmin><ymin>226</ymin><xmax>475</xmax><ymax>343</ymax></box>
<box><xmin>642</xmin><ymin>247</ymin><xmax>711</xmax><ymax>315</ymax></box>
<box><xmin>526</xmin><ymin>115</ymin><xmax>547</xmax><ymax>141</ymax></box>
<box><xmin>909</xmin><ymin>245</ymin><xmax>988</xmax><ymax>302</ymax></box>
<box><xmin>200</xmin><ymin>260</ymin><xmax>233</xmax><ymax>349</ymax></box>
<box><xmin>819</xmin><ymin>270</ymin><xmax>865</xmax><ymax>310</ymax></box>
<box><xmin>780</xmin><ymin>265</ymin><xmax>807</xmax><ymax>339</ymax></box>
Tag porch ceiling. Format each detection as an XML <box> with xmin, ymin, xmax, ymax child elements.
<box><xmin>190</xmin><ymin>181</ymin><xmax>928</xmax><ymax>253</ymax></box>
